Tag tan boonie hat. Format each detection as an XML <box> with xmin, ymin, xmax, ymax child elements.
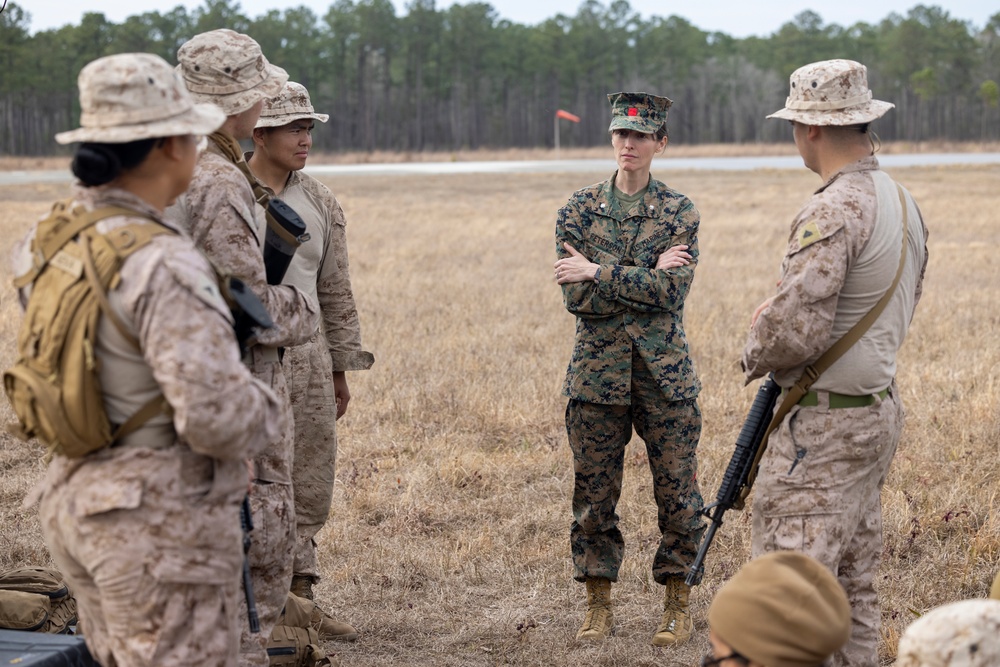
<box><xmin>256</xmin><ymin>82</ymin><xmax>329</xmax><ymax>128</ymax></box>
<box><xmin>607</xmin><ymin>92</ymin><xmax>672</xmax><ymax>134</ymax></box>
<box><xmin>177</xmin><ymin>29</ymin><xmax>289</xmax><ymax>116</ymax></box>
<box><xmin>54</xmin><ymin>53</ymin><xmax>225</xmax><ymax>145</ymax></box>
<box><xmin>896</xmin><ymin>599</ymin><xmax>1000</xmax><ymax>667</ymax></box>
<box><xmin>708</xmin><ymin>551</ymin><xmax>851</xmax><ymax>667</ymax></box>
<box><xmin>767</xmin><ymin>59</ymin><xmax>894</xmax><ymax>126</ymax></box>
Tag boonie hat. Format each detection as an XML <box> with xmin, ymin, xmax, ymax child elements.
<box><xmin>708</xmin><ymin>551</ymin><xmax>851</xmax><ymax>667</ymax></box>
<box><xmin>895</xmin><ymin>599</ymin><xmax>1000</xmax><ymax>667</ymax></box>
<box><xmin>767</xmin><ymin>59</ymin><xmax>894</xmax><ymax>126</ymax></box>
<box><xmin>607</xmin><ymin>92</ymin><xmax>671</xmax><ymax>134</ymax></box>
<box><xmin>177</xmin><ymin>29</ymin><xmax>289</xmax><ymax>116</ymax></box>
<box><xmin>256</xmin><ymin>82</ymin><xmax>329</xmax><ymax>128</ymax></box>
<box><xmin>55</xmin><ymin>53</ymin><xmax>225</xmax><ymax>145</ymax></box>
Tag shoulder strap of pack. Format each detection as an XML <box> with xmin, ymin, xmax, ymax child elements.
<box><xmin>14</xmin><ymin>203</ymin><xmax>146</xmax><ymax>289</ymax></box>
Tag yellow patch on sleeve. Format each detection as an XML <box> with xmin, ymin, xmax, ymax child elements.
<box><xmin>797</xmin><ymin>220</ymin><xmax>822</xmax><ymax>249</ymax></box>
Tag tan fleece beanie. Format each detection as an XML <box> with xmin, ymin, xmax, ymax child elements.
<box><xmin>708</xmin><ymin>551</ymin><xmax>851</xmax><ymax>667</ymax></box>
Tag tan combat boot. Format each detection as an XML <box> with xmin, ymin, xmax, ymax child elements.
<box><xmin>289</xmin><ymin>579</ymin><xmax>360</xmax><ymax>642</ymax></box>
<box><xmin>575</xmin><ymin>577</ymin><xmax>614</xmax><ymax>641</ymax></box>
<box><xmin>310</xmin><ymin>604</ymin><xmax>359</xmax><ymax>642</ymax></box>
<box><xmin>651</xmin><ymin>577</ymin><xmax>693</xmax><ymax>646</ymax></box>
<box><xmin>290</xmin><ymin>574</ymin><xmax>314</xmax><ymax>600</ymax></box>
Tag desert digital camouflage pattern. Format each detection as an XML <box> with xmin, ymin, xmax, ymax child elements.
<box><xmin>176</xmin><ymin>29</ymin><xmax>288</xmax><ymax>116</ymax></box>
<box><xmin>55</xmin><ymin>53</ymin><xmax>224</xmax><ymax>145</ymax></box>
<box><xmin>15</xmin><ymin>186</ymin><xmax>285</xmax><ymax>667</ymax></box>
<box><xmin>276</xmin><ymin>169</ymin><xmax>374</xmax><ymax>580</ymax></box>
<box><xmin>744</xmin><ymin>157</ymin><xmax>928</xmax><ymax>667</ymax></box>
<box><xmin>255</xmin><ymin>81</ymin><xmax>329</xmax><ymax>128</ymax></box>
<box><xmin>166</xmin><ymin>135</ymin><xmax>318</xmax><ymax>667</ymax></box>
<box><xmin>767</xmin><ymin>59</ymin><xmax>894</xmax><ymax>126</ymax></box>
<box><xmin>606</xmin><ymin>92</ymin><xmax>671</xmax><ymax>134</ymax></box>
<box><xmin>896</xmin><ymin>599</ymin><xmax>1000</xmax><ymax>667</ymax></box>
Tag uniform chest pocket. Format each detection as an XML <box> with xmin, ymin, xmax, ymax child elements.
<box><xmin>583</xmin><ymin>232</ymin><xmax>625</xmax><ymax>264</ymax></box>
<box><xmin>633</xmin><ymin>227</ymin><xmax>681</xmax><ymax>266</ymax></box>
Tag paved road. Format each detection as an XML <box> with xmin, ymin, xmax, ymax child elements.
<box><xmin>2</xmin><ymin>153</ymin><xmax>998</xmax><ymax>185</ymax></box>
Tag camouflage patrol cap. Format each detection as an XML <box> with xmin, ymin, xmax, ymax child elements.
<box><xmin>708</xmin><ymin>551</ymin><xmax>851</xmax><ymax>667</ymax></box>
<box><xmin>896</xmin><ymin>600</ymin><xmax>1000</xmax><ymax>667</ymax></box>
<box><xmin>767</xmin><ymin>59</ymin><xmax>894</xmax><ymax>126</ymax></box>
<box><xmin>176</xmin><ymin>29</ymin><xmax>289</xmax><ymax>116</ymax></box>
<box><xmin>54</xmin><ymin>53</ymin><xmax>225</xmax><ymax>145</ymax></box>
<box><xmin>607</xmin><ymin>92</ymin><xmax>672</xmax><ymax>134</ymax></box>
<box><xmin>255</xmin><ymin>82</ymin><xmax>329</xmax><ymax>128</ymax></box>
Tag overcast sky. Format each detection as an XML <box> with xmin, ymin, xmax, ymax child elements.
<box><xmin>13</xmin><ymin>0</ymin><xmax>998</xmax><ymax>36</ymax></box>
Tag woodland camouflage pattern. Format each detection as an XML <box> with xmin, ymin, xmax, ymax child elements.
<box><xmin>166</xmin><ymin>137</ymin><xmax>318</xmax><ymax>667</ymax></box>
<box><xmin>557</xmin><ymin>172</ymin><xmax>704</xmax><ymax>586</ymax></box>
<box><xmin>606</xmin><ymin>92</ymin><xmax>672</xmax><ymax>134</ymax></box>
<box><xmin>17</xmin><ymin>186</ymin><xmax>285</xmax><ymax>667</ymax></box>
<box><xmin>567</xmin><ymin>353</ymin><xmax>703</xmax><ymax>584</ymax></box>
<box><xmin>557</xmin><ymin>174</ymin><xmax>701</xmax><ymax>405</ymax></box>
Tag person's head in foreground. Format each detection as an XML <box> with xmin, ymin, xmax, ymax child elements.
<box><xmin>55</xmin><ymin>52</ymin><xmax>224</xmax><ymax>208</ymax></box>
<box><xmin>606</xmin><ymin>91</ymin><xmax>671</xmax><ymax>177</ymax></box>
<box><xmin>895</xmin><ymin>599</ymin><xmax>1000</xmax><ymax>667</ymax></box>
<box><xmin>767</xmin><ymin>59</ymin><xmax>893</xmax><ymax>178</ymax></box>
<box><xmin>705</xmin><ymin>551</ymin><xmax>852</xmax><ymax>667</ymax></box>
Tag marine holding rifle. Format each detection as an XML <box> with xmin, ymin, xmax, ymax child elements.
<box><xmin>166</xmin><ymin>29</ymin><xmax>319</xmax><ymax>667</ymax></box>
<box><xmin>553</xmin><ymin>91</ymin><xmax>705</xmax><ymax>646</ymax></box>
<box><xmin>742</xmin><ymin>59</ymin><xmax>928</xmax><ymax>666</ymax></box>
<box><xmin>8</xmin><ymin>53</ymin><xmax>286</xmax><ymax>666</ymax></box>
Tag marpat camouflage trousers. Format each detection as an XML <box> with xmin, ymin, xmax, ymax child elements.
<box><xmin>239</xmin><ymin>480</ymin><xmax>296</xmax><ymax>667</ymax></box>
<box><xmin>566</xmin><ymin>358</ymin><xmax>704</xmax><ymax>584</ymax></box>
<box><xmin>39</xmin><ymin>449</ymin><xmax>245</xmax><ymax>667</ymax></box>
<box><xmin>284</xmin><ymin>332</ymin><xmax>338</xmax><ymax>580</ymax></box>
<box><xmin>752</xmin><ymin>383</ymin><xmax>904</xmax><ymax>667</ymax></box>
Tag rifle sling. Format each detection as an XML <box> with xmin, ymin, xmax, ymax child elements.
<box><xmin>739</xmin><ymin>183</ymin><xmax>910</xmax><ymax>503</ymax></box>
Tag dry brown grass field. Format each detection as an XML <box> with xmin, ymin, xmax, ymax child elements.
<box><xmin>0</xmin><ymin>160</ymin><xmax>997</xmax><ymax>666</ymax></box>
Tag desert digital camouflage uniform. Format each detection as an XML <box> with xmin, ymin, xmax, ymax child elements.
<box><xmin>744</xmin><ymin>60</ymin><xmax>929</xmax><ymax>667</ymax></box>
<box><xmin>10</xmin><ymin>52</ymin><xmax>283</xmax><ymax>667</ymax></box>
<box><xmin>15</xmin><ymin>185</ymin><xmax>287</xmax><ymax>667</ymax></box>
<box><xmin>167</xmin><ymin>29</ymin><xmax>320</xmax><ymax>667</ymax></box>
<box><xmin>557</xmin><ymin>171</ymin><xmax>705</xmax><ymax>584</ymax></box>
<box><xmin>276</xmin><ymin>169</ymin><xmax>374</xmax><ymax>581</ymax></box>
<box><xmin>896</xmin><ymin>599</ymin><xmax>1000</xmax><ymax>667</ymax></box>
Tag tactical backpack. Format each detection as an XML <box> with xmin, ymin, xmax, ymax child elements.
<box><xmin>4</xmin><ymin>200</ymin><xmax>172</xmax><ymax>457</ymax></box>
<box><xmin>0</xmin><ymin>567</ymin><xmax>77</xmax><ymax>634</ymax></box>
<box><xmin>267</xmin><ymin>594</ymin><xmax>332</xmax><ymax>667</ymax></box>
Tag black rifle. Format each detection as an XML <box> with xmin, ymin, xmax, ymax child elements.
<box><xmin>686</xmin><ymin>375</ymin><xmax>781</xmax><ymax>586</ymax></box>
<box><xmin>220</xmin><ymin>278</ymin><xmax>272</xmax><ymax>634</ymax></box>
<box><xmin>262</xmin><ymin>198</ymin><xmax>310</xmax><ymax>286</ymax></box>
<box><xmin>240</xmin><ymin>496</ymin><xmax>260</xmax><ymax>634</ymax></box>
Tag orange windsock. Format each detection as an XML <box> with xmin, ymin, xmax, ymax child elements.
<box><xmin>555</xmin><ymin>109</ymin><xmax>580</xmax><ymax>123</ymax></box>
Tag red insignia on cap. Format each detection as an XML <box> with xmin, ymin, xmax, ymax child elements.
<box><xmin>628</xmin><ymin>107</ymin><xmax>638</xmax><ymax>116</ymax></box>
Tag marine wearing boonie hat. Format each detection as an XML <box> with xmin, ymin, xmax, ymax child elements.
<box><xmin>176</xmin><ymin>28</ymin><xmax>289</xmax><ymax>116</ymax></box>
<box><xmin>256</xmin><ymin>82</ymin><xmax>329</xmax><ymax>128</ymax></box>
<box><xmin>55</xmin><ymin>53</ymin><xmax>225</xmax><ymax>145</ymax></box>
<box><xmin>708</xmin><ymin>551</ymin><xmax>851</xmax><ymax>667</ymax></box>
<box><xmin>767</xmin><ymin>59</ymin><xmax>894</xmax><ymax>126</ymax></box>
<box><xmin>896</xmin><ymin>599</ymin><xmax>1000</xmax><ymax>667</ymax></box>
<box><xmin>607</xmin><ymin>92</ymin><xmax>672</xmax><ymax>134</ymax></box>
